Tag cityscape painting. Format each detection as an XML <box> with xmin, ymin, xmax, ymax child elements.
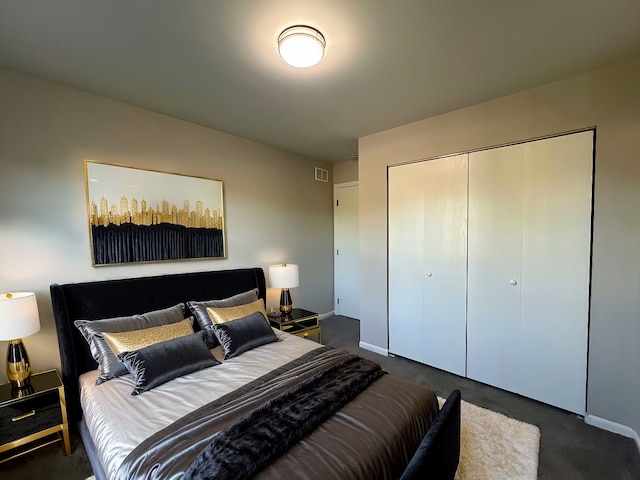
<box><xmin>84</xmin><ymin>160</ymin><xmax>226</xmax><ymax>266</ymax></box>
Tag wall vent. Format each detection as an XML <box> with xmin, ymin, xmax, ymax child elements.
<box><xmin>315</xmin><ymin>167</ymin><xmax>329</xmax><ymax>182</ymax></box>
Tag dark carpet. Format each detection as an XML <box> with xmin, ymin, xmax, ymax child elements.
<box><xmin>1</xmin><ymin>315</ymin><xmax>639</xmax><ymax>479</ymax></box>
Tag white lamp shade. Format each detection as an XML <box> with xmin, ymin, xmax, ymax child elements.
<box><xmin>269</xmin><ymin>264</ymin><xmax>299</xmax><ymax>288</ymax></box>
<box><xmin>278</xmin><ymin>26</ymin><xmax>325</xmax><ymax>68</ymax></box>
<box><xmin>0</xmin><ymin>292</ymin><xmax>41</xmax><ymax>340</ymax></box>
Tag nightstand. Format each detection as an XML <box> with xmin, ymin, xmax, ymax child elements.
<box><xmin>268</xmin><ymin>308</ymin><xmax>322</xmax><ymax>343</ymax></box>
<box><xmin>0</xmin><ymin>369</ymin><xmax>70</xmax><ymax>463</ymax></box>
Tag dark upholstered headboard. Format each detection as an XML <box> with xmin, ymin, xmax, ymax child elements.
<box><xmin>50</xmin><ymin>268</ymin><xmax>266</xmax><ymax>424</ymax></box>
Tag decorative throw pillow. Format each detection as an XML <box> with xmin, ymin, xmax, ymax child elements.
<box><xmin>206</xmin><ymin>298</ymin><xmax>268</xmax><ymax>324</ymax></box>
<box><xmin>187</xmin><ymin>288</ymin><xmax>262</xmax><ymax>348</ymax></box>
<box><xmin>119</xmin><ymin>331</ymin><xmax>219</xmax><ymax>395</ymax></box>
<box><xmin>102</xmin><ymin>318</ymin><xmax>194</xmax><ymax>357</ymax></box>
<box><xmin>212</xmin><ymin>311</ymin><xmax>277</xmax><ymax>360</ymax></box>
<box><xmin>74</xmin><ymin>303</ymin><xmax>186</xmax><ymax>384</ymax></box>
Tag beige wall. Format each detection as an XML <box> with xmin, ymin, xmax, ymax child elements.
<box><xmin>359</xmin><ymin>58</ymin><xmax>640</xmax><ymax>439</ymax></box>
<box><xmin>333</xmin><ymin>159</ymin><xmax>358</xmax><ymax>184</ymax></box>
<box><xmin>0</xmin><ymin>68</ymin><xmax>334</xmax><ymax>383</ymax></box>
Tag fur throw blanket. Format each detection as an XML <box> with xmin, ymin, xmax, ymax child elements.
<box><xmin>184</xmin><ymin>352</ymin><xmax>385</xmax><ymax>480</ymax></box>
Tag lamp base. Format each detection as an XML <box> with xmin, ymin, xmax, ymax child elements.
<box><xmin>279</xmin><ymin>288</ymin><xmax>293</xmax><ymax>314</ymax></box>
<box><xmin>7</xmin><ymin>338</ymin><xmax>32</xmax><ymax>388</ymax></box>
<box><xmin>12</xmin><ymin>384</ymin><xmax>35</xmax><ymax>399</ymax></box>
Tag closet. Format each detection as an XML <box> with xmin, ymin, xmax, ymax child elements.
<box><xmin>388</xmin><ymin>131</ymin><xmax>593</xmax><ymax>414</ymax></box>
<box><xmin>388</xmin><ymin>154</ymin><xmax>468</xmax><ymax>376</ymax></box>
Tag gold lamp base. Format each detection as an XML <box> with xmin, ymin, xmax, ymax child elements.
<box><xmin>7</xmin><ymin>338</ymin><xmax>32</xmax><ymax>388</ymax></box>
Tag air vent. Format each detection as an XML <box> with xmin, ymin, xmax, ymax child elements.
<box><xmin>315</xmin><ymin>167</ymin><xmax>329</xmax><ymax>182</ymax></box>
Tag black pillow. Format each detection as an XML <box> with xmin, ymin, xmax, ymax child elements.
<box><xmin>187</xmin><ymin>288</ymin><xmax>260</xmax><ymax>348</ymax></box>
<box><xmin>212</xmin><ymin>311</ymin><xmax>278</xmax><ymax>360</ymax></box>
<box><xmin>119</xmin><ymin>331</ymin><xmax>219</xmax><ymax>395</ymax></box>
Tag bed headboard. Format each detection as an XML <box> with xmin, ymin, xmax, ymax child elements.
<box><xmin>50</xmin><ymin>267</ymin><xmax>266</xmax><ymax>424</ymax></box>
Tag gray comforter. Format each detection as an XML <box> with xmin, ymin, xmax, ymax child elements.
<box><xmin>115</xmin><ymin>347</ymin><xmax>439</xmax><ymax>480</ymax></box>
<box><xmin>115</xmin><ymin>347</ymin><xmax>379</xmax><ymax>479</ymax></box>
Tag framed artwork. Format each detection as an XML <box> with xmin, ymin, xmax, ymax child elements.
<box><xmin>84</xmin><ymin>160</ymin><xmax>226</xmax><ymax>266</ymax></box>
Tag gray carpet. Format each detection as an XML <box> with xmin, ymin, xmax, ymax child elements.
<box><xmin>2</xmin><ymin>315</ymin><xmax>639</xmax><ymax>479</ymax></box>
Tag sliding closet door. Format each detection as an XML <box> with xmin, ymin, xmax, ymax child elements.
<box><xmin>467</xmin><ymin>143</ymin><xmax>525</xmax><ymax>394</ymax></box>
<box><xmin>518</xmin><ymin>131</ymin><xmax>593</xmax><ymax>413</ymax></box>
<box><xmin>420</xmin><ymin>155</ymin><xmax>468</xmax><ymax>375</ymax></box>
<box><xmin>468</xmin><ymin>131</ymin><xmax>593</xmax><ymax>414</ymax></box>
<box><xmin>389</xmin><ymin>155</ymin><xmax>467</xmax><ymax>375</ymax></box>
<box><xmin>389</xmin><ymin>161</ymin><xmax>425</xmax><ymax>363</ymax></box>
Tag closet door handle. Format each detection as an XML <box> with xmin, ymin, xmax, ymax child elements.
<box><xmin>510</xmin><ymin>279</ymin><xmax>518</xmax><ymax>286</ymax></box>
<box><xmin>426</xmin><ymin>272</ymin><xmax>433</xmax><ymax>277</ymax></box>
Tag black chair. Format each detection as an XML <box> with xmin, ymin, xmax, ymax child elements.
<box><xmin>400</xmin><ymin>389</ymin><xmax>461</xmax><ymax>480</ymax></box>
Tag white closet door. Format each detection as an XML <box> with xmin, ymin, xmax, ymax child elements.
<box><xmin>468</xmin><ymin>132</ymin><xmax>592</xmax><ymax>414</ymax></box>
<box><xmin>389</xmin><ymin>155</ymin><xmax>467</xmax><ymax>375</ymax></box>
<box><xmin>518</xmin><ymin>131</ymin><xmax>592</xmax><ymax>413</ymax></box>
<box><xmin>389</xmin><ymin>161</ymin><xmax>425</xmax><ymax>363</ymax></box>
<box><xmin>467</xmin><ymin>143</ymin><xmax>525</xmax><ymax>393</ymax></box>
<box><xmin>421</xmin><ymin>155</ymin><xmax>468</xmax><ymax>375</ymax></box>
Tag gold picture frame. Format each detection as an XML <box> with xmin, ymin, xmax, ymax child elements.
<box><xmin>84</xmin><ymin>160</ymin><xmax>226</xmax><ymax>266</ymax></box>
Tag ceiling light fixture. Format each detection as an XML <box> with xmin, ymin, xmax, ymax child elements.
<box><xmin>278</xmin><ymin>25</ymin><xmax>325</xmax><ymax>68</ymax></box>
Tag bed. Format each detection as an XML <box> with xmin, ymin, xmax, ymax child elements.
<box><xmin>51</xmin><ymin>267</ymin><xmax>459</xmax><ymax>479</ymax></box>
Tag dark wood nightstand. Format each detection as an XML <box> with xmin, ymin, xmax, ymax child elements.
<box><xmin>0</xmin><ymin>369</ymin><xmax>70</xmax><ymax>463</ymax></box>
<box><xmin>268</xmin><ymin>308</ymin><xmax>322</xmax><ymax>343</ymax></box>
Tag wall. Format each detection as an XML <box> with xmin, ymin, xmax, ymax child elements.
<box><xmin>333</xmin><ymin>159</ymin><xmax>358</xmax><ymax>184</ymax></box>
<box><xmin>359</xmin><ymin>58</ymin><xmax>640</xmax><ymax>441</ymax></box>
<box><xmin>0</xmin><ymin>68</ymin><xmax>334</xmax><ymax>383</ymax></box>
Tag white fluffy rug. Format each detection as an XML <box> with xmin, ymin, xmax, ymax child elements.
<box><xmin>440</xmin><ymin>397</ymin><xmax>541</xmax><ymax>480</ymax></box>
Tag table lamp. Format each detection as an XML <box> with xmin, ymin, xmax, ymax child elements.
<box><xmin>0</xmin><ymin>292</ymin><xmax>41</xmax><ymax>388</ymax></box>
<box><xmin>269</xmin><ymin>264</ymin><xmax>299</xmax><ymax>314</ymax></box>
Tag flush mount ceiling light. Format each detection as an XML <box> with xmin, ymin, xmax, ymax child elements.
<box><xmin>278</xmin><ymin>25</ymin><xmax>325</xmax><ymax>68</ymax></box>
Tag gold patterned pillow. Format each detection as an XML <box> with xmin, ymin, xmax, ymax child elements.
<box><xmin>102</xmin><ymin>318</ymin><xmax>194</xmax><ymax>356</ymax></box>
<box><xmin>206</xmin><ymin>299</ymin><xmax>268</xmax><ymax>325</ymax></box>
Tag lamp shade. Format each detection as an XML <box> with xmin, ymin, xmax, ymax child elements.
<box><xmin>0</xmin><ymin>292</ymin><xmax>41</xmax><ymax>340</ymax></box>
<box><xmin>269</xmin><ymin>264</ymin><xmax>299</xmax><ymax>288</ymax></box>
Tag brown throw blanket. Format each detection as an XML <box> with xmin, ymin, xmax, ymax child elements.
<box><xmin>115</xmin><ymin>347</ymin><xmax>385</xmax><ymax>480</ymax></box>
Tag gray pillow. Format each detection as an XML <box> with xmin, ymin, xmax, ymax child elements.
<box><xmin>119</xmin><ymin>331</ymin><xmax>219</xmax><ymax>395</ymax></box>
<box><xmin>187</xmin><ymin>288</ymin><xmax>260</xmax><ymax>348</ymax></box>
<box><xmin>75</xmin><ymin>303</ymin><xmax>186</xmax><ymax>384</ymax></box>
<box><xmin>212</xmin><ymin>311</ymin><xmax>278</xmax><ymax>360</ymax></box>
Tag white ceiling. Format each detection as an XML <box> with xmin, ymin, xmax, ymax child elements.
<box><xmin>1</xmin><ymin>1</ymin><xmax>639</xmax><ymax>163</ymax></box>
